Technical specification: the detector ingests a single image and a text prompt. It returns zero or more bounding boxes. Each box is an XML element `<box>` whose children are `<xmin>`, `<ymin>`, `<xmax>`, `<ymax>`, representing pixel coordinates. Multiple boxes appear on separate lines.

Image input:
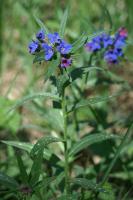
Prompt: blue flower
<box><xmin>104</xmin><ymin>50</ymin><xmax>118</xmax><ymax>64</ymax></box>
<box><xmin>61</xmin><ymin>57</ymin><xmax>72</xmax><ymax>68</ymax></box>
<box><xmin>36</xmin><ymin>30</ymin><xmax>45</xmax><ymax>40</ymax></box>
<box><xmin>114</xmin><ymin>37</ymin><xmax>126</xmax><ymax>49</ymax></box>
<box><xmin>102</xmin><ymin>34</ymin><xmax>113</xmax><ymax>48</ymax></box>
<box><xmin>114</xmin><ymin>48</ymin><xmax>123</xmax><ymax>57</ymax></box>
<box><xmin>92</xmin><ymin>35</ymin><xmax>102</xmax><ymax>43</ymax></box>
<box><xmin>85</xmin><ymin>41</ymin><xmax>101</xmax><ymax>52</ymax></box>
<box><xmin>28</xmin><ymin>41</ymin><xmax>39</xmax><ymax>54</ymax></box>
<box><xmin>42</xmin><ymin>43</ymin><xmax>54</xmax><ymax>61</ymax></box>
<box><xmin>48</xmin><ymin>32</ymin><xmax>61</xmax><ymax>44</ymax></box>
<box><xmin>57</xmin><ymin>40</ymin><xmax>72</xmax><ymax>55</ymax></box>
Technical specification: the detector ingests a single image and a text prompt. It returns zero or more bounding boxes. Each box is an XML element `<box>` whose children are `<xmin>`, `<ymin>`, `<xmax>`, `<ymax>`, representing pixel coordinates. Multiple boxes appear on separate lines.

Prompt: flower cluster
<box><xmin>85</xmin><ymin>27</ymin><xmax>128</xmax><ymax>64</ymax></box>
<box><xmin>28</xmin><ymin>30</ymin><xmax>72</xmax><ymax>68</ymax></box>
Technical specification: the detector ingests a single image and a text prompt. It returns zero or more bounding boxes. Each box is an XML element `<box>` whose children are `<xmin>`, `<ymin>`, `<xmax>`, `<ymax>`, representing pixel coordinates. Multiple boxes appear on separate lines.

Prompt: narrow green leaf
<box><xmin>34</xmin><ymin>176</ymin><xmax>56</xmax><ymax>189</ymax></box>
<box><xmin>2</xmin><ymin>140</ymin><xmax>51</xmax><ymax>160</ymax></box>
<box><xmin>69</xmin><ymin>66</ymin><xmax>105</xmax><ymax>82</ymax></box>
<box><xmin>57</xmin><ymin>74</ymin><xmax>69</xmax><ymax>95</ymax></box>
<box><xmin>8</xmin><ymin>92</ymin><xmax>60</xmax><ymax>112</ymax></box>
<box><xmin>68</xmin><ymin>93</ymin><xmax>121</xmax><ymax>113</ymax></box>
<box><xmin>34</xmin><ymin>15</ymin><xmax>49</xmax><ymax>34</ymax></box>
<box><xmin>70</xmin><ymin>178</ymin><xmax>106</xmax><ymax>193</ymax></box>
<box><xmin>72</xmin><ymin>34</ymin><xmax>87</xmax><ymax>53</ymax></box>
<box><xmin>100</xmin><ymin>124</ymin><xmax>133</xmax><ymax>186</ymax></box>
<box><xmin>30</xmin><ymin>136</ymin><xmax>63</xmax><ymax>158</ymax></box>
<box><xmin>59</xmin><ymin>7</ymin><xmax>69</xmax><ymax>38</ymax></box>
<box><xmin>45</xmin><ymin>57</ymin><xmax>60</xmax><ymax>81</ymax></box>
<box><xmin>0</xmin><ymin>172</ymin><xmax>19</xmax><ymax>190</ymax></box>
<box><xmin>29</xmin><ymin>148</ymin><xmax>44</xmax><ymax>186</ymax></box>
<box><xmin>69</xmin><ymin>133</ymin><xmax>122</xmax><ymax>157</ymax></box>
<box><xmin>16</xmin><ymin>153</ymin><xmax>29</xmax><ymax>185</ymax></box>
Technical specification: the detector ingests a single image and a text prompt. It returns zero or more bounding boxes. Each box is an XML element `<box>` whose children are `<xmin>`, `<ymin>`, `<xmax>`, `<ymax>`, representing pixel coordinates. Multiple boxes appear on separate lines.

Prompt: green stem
<box><xmin>100</xmin><ymin>124</ymin><xmax>133</xmax><ymax>186</ymax></box>
<box><xmin>62</xmin><ymin>89</ymin><xmax>70</xmax><ymax>197</ymax></box>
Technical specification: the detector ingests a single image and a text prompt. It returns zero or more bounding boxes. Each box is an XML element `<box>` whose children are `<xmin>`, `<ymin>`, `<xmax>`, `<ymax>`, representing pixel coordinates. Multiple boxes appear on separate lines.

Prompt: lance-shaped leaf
<box><xmin>0</xmin><ymin>172</ymin><xmax>19</xmax><ymax>190</ymax></box>
<box><xmin>34</xmin><ymin>15</ymin><xmax>49</xmax><ymax>34</ymax></box>
<box><xmin>16</xmin><ymin>153</ymin><xmax>29</xmax><ymax>185</ymax></box>
<box><xmin>2</xmin><ymin>140</ymin><xmax>51</xmax><ymax>160</ymax></box>
<box><xmin>30</xmin><ymin>136</ymin><xmax>64</xmax><ymax>158</ymax></box>
<box><xmin>8</xmin><ymin>92</ymin><xmax>60</xmax><ymax>112</ymax></box>
<box><xmin>59</xmin><ymin>6</ymin><xmax>69</xmax><ymax>38</ymax></box>
<box><xmin>45</xmin><ymin>56</ymin><xmax>60</xmax><ymax>81</ymax></box>
<box><xmin>34</xmin><ymin>176</ymin><xmax>56</xmax><ymax>190</ymax></box>
<box><xmin>72</xmin><ymin>34</ymin><xmax>87</xmax><ymax>53</ymax></box>
<box><xmin>69</xmin><ymin>133</ymin><xmax>122</xmax><ymax>157</ymax></box>
<box><xmin>70</xmin><ymin>178</ymin><xmax>106</xmax><ymax>193</ymax></box>
<box><xmin>68</xmin><ymin>93</ymin><xmax>121</xmax><ymax>113</ymax></box>
<box><xmin>29</xmin><ymin>147</ymin><xmax>44</xmax><ymax>186</ymax></box>
<box><xmin>57</xmin><ymin>74</ymin><xmax>70</xmax><ymax>95</ymax></box>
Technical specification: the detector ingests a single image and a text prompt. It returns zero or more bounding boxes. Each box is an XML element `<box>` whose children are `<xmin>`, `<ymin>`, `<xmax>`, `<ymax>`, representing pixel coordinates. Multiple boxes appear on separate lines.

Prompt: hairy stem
<box><xmin>62</xmin><ymin>89</ymin><xmax>70</xmax><ymax>197</ymax></box>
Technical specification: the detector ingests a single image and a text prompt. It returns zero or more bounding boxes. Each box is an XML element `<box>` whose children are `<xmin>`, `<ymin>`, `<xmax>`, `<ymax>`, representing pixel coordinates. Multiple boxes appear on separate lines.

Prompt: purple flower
<box><xmin>57</xmin><ymin>40</ymin><xmax>72</xmax><ymax>55</ymax></box>
<box><xmin>61</xmin><ymin>57</ymin><xmax>72</xmax><ymax>68</ymax></box>
<box><xmin>104</xmin><ymin>49</ymin><xmax>118</xmax><ymax>64</ymax></box>
<box><xmin>42</xmin><ymin>43</ymin><xmax>54</xmax><ymax>61</ymax></box>
<box><xmin>114</xmin><ymin>48</ymin><xmax>123</xmax><ymax>57</ymax></box>
<box><xmin>48</xmin><ymin>32</ymin><xmax>61</xmax><ymax>44</ymax></box>
<box><xmin>114</xmin><ymin>37</ymin><xmax>126</xmax><ymax>49</ymax></box>
<box><xmin>28</xmin><ymin>40</ymin><xmax>39</xmax><ymax>54</ymax></box>
<box><xmin>36</xmin><ymin>30</ymin><xmax>45</xmax><ymax>40</ymax></box>
<box><xmin>92</xmin><ymin>35</ymin><xmax>102</xmax><ymax>43</ymax></box>
<box><xmin>102</xmin><ymin>34</ymin><xmax>113</xmax><ymax>48</ymax></box>
<box><xmin>85</xmin><ymin>41</ymin><xmax>101</xmax><ymax>52</ymax></box>
<box><xmin>118</xmin><ymin>27</ymin><xmax>128</xmax><ymax>39</ymax></box>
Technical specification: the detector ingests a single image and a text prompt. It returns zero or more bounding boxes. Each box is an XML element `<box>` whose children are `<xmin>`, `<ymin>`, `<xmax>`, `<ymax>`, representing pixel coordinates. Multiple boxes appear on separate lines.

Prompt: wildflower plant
<box><xmin>1</xmin><ymin>6</ymin><xmax>133</xmax><ymax>200</ymax></box>
<box><xmin>85</xmin><ymin>27</ymin><xmax>128</xmax><ymax>64</ymax></box>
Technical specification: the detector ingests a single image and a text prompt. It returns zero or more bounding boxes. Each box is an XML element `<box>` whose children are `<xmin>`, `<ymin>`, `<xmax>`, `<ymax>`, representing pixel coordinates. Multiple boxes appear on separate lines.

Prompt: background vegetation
<box><xmin>0</xmin><ymin>0</ymin><xmax>133</xmax><ymax>199</ymax></box>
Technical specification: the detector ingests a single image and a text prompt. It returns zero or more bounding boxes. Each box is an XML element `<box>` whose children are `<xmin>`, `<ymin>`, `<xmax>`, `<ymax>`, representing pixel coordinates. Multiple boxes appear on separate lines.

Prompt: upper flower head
<box><xmin>48</xmin><ymin>32</ymin><xmax>61</xmax><ymax>45</ymax></box>
<box><xmin>57</xmin><ymin>40</ymin><xmax>72</xmax><ymax>55</ymax></box>
<box><xmin>28</xmin><ymin>40</ymin><xmax>39</xmax><ymax>54</ymax></box>
<box><xmin>42</xmin><ymin>43</ymin><xmax>54</xmax><ymax>61</ymax></box>
<box><xmin>36</xmin><ymin>30</ymin><xmax>45</xmax><ymax>40</ymax></box>
<box><xmin>61</xmin><ymin>57</ymin><xmax>72</xmax><ymax>68</ymax></box>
